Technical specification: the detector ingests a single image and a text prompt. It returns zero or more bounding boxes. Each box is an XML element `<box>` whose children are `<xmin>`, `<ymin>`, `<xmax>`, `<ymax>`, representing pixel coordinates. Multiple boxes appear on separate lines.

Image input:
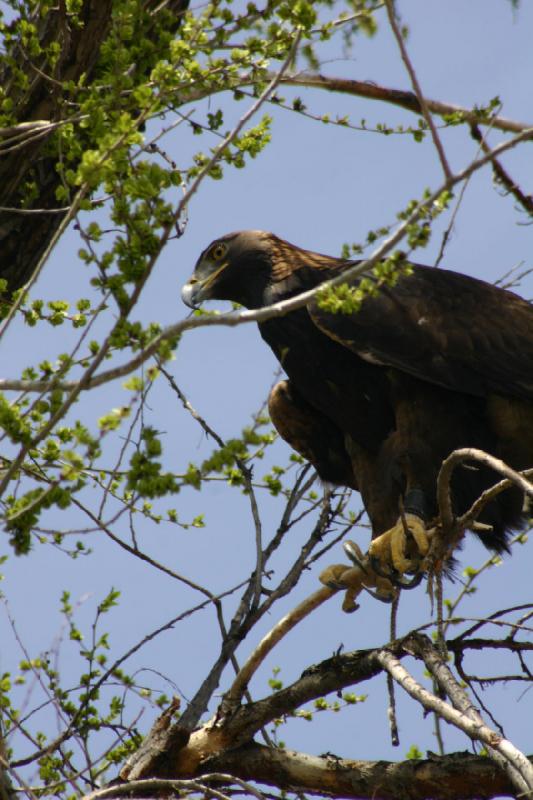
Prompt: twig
<box><xmin>470</xmin><ymin>123</ymin><xmax>533</xmax><ymax>215</ymax></box>
<box><xmin>174</xmin><ymin>27</ymin><xmax>302</xmax><ymax>223</ymax></box>
<box><xmin>11</xmin><ymin>585</ymin><xmax>246</xmax><ymax>770</ymax></box>
<box><xmin>384</xmin><ymin>0</ymin><xmax>451</xmax><ymax>180</ymax></box>
<box><xmin>387</xmin><ymin>595</ymin><xmax>400</xmax><ymax>747</ymax></box>
<box><xmin>157</xmin><ymin>362</ymin><xmax>264</xmax><ymax>607</ymax></box>
<box><xmin>0</xmin><ymin>205</ymin><xmax>71</xmax><ymax>214</ymax></box>
<box><xmin>176</xmin><ymin>490</ymin><xmax>325</xmax><ymax>730</ymax></box>
<box><xmin>70</xmin><ymin>495</ymin><xmax>218</xmax><ymax>597</ymax></box>
<box><xmin>434</xmin><ymin>112</ymin><xmax>496</xmax><ymax>267</ymax></box>
<box><xmin>458</xmin><ymin>468</ymin><xmax>533</xmax><ymax>533</ymax></box>
<box><xmin>279</xmin><ymin>73</ymin><xmax>532</xmax><ymax>134</ymax></box>
<box><xmin>83</xmin><ymin>773</ymin><xmax>266</xmax><ymax>800</ymax></box>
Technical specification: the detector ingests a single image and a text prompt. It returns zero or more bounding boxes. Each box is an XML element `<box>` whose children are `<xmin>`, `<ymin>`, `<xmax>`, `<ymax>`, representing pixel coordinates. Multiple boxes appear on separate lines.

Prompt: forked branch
<box><xmin>431</xmin><ymin>448</ymin><xmax>533</xmax><ymax>567</ymax></box>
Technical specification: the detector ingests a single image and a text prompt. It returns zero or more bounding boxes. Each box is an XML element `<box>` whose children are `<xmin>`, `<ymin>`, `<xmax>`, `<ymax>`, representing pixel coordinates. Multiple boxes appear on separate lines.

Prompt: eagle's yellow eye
<box><xmin>211</xmin><ymin>243</ymin><xmax>227</xmax><ymax>261</ymax></box>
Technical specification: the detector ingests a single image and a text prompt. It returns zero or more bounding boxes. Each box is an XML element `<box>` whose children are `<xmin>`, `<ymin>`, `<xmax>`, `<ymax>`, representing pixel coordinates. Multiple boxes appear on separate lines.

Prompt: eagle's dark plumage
<box><xmin>182</xmin><ymin>230</ymin><xmax>533</xmax><ymax>575</ymax></box>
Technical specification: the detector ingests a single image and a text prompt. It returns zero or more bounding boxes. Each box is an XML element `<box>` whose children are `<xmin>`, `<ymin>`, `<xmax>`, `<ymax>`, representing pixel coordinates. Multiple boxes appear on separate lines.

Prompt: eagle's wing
<box><xmin>309</xmin><ymin>265</ymin><xmax>533</xmax><ymax>401</ymax></box>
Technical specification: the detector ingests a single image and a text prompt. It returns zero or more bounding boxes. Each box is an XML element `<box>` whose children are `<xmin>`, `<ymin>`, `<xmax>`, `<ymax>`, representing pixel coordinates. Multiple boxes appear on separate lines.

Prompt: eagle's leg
<box><xmin>369</xmin><ymin>489</ymin><xmax>430</xmax><ymax>577</ymax></box>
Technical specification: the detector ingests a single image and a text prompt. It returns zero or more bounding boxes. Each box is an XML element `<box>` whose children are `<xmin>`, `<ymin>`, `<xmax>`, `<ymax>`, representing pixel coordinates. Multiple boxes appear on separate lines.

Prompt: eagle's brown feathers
<box><xmin>182</xmin><ymin>230</ymin><xmax>533</xmax><ymax>556</ymax></box>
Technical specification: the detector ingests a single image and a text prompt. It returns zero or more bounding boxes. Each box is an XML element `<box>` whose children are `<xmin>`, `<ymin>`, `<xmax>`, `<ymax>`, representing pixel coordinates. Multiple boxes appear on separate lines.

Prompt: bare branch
<box><xmin>407</xmin><ymin>633</ymin><xmax>533</xmax><ymax>795</ymax></box>
<box><xmin>84</xmin><ymin>772</ymin><xmax>265</xmax><ymax>800</ymax></box>
<box><xmin>377</xmin><ymin>639</ymin><xmax>533</xmax><ymax>795</ymax></box>
<box><xmin>222</xmin><ymin>585</ymin><xmax>335</xmax><ymax>711</ymax></box>
<box><xmin>207</xmin><ymin>741</ymin><xmax>526</xmax><ymax>800</ymax></box>
<box><xmin>384</xmin><ymin>0</ymin><xmax>452</xmax><ymax>180</ymax></box>
<box><xmin>470</xmin><ymin>123</ymin><xmax>533</xmax><ymax>215</ymax></box>
<box><xmin>279</xmin><ymin>73</ymin><xmax>532</xmax><ymax>134</ymax></box>
<box><xmin>437</xmin><ymin>447</ymin><xmax>533</xmax><ymax>535</ymax></box>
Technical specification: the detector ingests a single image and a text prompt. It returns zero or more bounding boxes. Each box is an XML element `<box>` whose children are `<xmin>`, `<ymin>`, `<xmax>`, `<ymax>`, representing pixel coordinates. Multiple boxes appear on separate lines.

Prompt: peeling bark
<box><xmin>206</xmin><ymin>743</ymin><xmax>519</xmax><ymax>800</ymax></box>
<box><xmin>117</xmin><ymin>633</ymin><xmax>532</xmax><ymax>800</ymax></box>
<box><xmin>121</xmin><ymin>644</ymin><xmax>392</xmax><ymax>781</ymax></box>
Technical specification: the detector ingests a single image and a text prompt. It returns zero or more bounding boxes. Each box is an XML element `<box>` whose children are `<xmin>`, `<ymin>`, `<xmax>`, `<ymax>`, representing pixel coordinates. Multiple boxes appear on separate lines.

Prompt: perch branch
<box><xmin>436</xmin><ymin>447</ymin><xmax>533</xmax><ymax>545</ymax></box>
<box><xmin>457</xmin><ymin>467</ymin><xmax>533</xmax><ymax>533</ymax></box>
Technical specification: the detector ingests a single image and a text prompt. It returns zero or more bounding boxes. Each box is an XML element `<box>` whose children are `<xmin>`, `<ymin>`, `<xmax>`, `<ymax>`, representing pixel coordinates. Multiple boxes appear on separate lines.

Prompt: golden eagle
<box><xmin>182</xmin><ymin>231</ymin><xmax>533</xmax><ymax>583</ymax></box>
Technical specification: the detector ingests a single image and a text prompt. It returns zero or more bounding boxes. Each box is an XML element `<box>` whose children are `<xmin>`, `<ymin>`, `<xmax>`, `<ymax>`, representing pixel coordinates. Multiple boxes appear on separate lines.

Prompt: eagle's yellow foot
<box><xmin>369</xmin><ymin>513</ymin><xmax>429</xmax><ymax>577</ymax></box>
<box><xmin>320</xmin><ymin>563</ymin><xmax>365</xmax><ymax>613</ymax></box>
<box><xmin>319</xmin><ymin>542</ymin><xmax>397</xmax><ymax>613</ymax></box>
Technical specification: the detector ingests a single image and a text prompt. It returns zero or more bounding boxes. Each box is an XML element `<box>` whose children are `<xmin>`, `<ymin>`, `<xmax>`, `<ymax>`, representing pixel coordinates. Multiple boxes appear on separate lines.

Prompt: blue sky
<box><xmin>1</xmin><ymin>0</ymin><xmax>533</xmax><ymax>786</ymax></box>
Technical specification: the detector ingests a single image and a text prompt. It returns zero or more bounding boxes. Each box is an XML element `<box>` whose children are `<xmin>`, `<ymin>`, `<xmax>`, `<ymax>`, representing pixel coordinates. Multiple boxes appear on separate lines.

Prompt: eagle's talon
<box><xmin>342</xmin><ymin>540</ymin><xmax>368</xmax><ymax>571</ymax></box>
<box><xmin>388</xmin><ymin>570</ymin><xmax>424</xmax><ymax>590</ymax></box>
<box><xmin>361</xmin><ymin>585</ymin><xmax>397</xmax><ymax>604</ymax></box>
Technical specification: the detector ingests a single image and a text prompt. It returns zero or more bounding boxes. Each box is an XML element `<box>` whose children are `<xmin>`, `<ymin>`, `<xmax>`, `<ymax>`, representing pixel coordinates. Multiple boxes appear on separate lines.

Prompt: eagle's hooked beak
<box><xmin>181</xmin><ymin>259</ymin><xmax>230</xmax><ymax>309</ymax></box>
<box><xmin>181</xmin><ymin>277</ymin><xmax>201</xmax><ymax>309</ymax></box>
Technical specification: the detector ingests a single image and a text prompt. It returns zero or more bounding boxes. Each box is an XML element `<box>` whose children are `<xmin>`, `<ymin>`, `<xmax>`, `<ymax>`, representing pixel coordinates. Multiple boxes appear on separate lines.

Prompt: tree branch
<box><xmin>384</xmin><ymin>0</ymin><xmax>452</xmax><ymax>180</ymax></box>
<box><xmin>120</xmin><ymin>643</ymin><xmax>390</xmax><ymax>780</ymax></box>
<box><xmin>205</xmin><ymin>741</ymin><xmax>524</xmax><ymax>800</ymax></box>
<box><xmin>221</xmin><ymin>585</ymin><xmax>335</xmax><ymax>711</ymax></box>
<box><xmin>407</xmin><ymin>633</ymin><xmax>533</xmax><ymax>795</ymax></box>
<box><xmin>434</xmin><ymin>448</ymin><xmax>533</xmax><ymax>560</ymax></box>
<box><xmin>279</xmin><ymin>73</ymin><xmax>532</xmax><ymax>134</ymax></box>
<box><xmin>378</xmin><ymin>635</ymin><xmax>533</xmax><ymax>796</ymax></box>
<box><xmin>1</xmin><ymin>124</ymin><xmax>531</xmax><ymax>399</ymax></box>
<box><xmin>470</xmin><ymin>123</ymin><xmax>533</xmax><ymax>215</ymax></box>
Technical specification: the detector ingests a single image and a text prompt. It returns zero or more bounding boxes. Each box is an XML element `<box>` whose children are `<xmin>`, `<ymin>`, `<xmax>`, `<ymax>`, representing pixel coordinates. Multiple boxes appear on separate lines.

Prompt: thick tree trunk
<box><xmin>0</xmin><ymin>0</ymin><xmax>189</xmax><ymax>295</ymax></box>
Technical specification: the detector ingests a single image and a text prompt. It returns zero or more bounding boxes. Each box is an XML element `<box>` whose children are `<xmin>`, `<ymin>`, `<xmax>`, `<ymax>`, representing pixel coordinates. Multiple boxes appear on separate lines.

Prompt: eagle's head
<box><xmin>182</xmin><ymin>230</ymin><xmax>347</xmax><ymax>310</ymax></box>
<box><xmin>181</xmin><ymin>230</ymin><xmax>276</xmax><ymax>310</ymax></box>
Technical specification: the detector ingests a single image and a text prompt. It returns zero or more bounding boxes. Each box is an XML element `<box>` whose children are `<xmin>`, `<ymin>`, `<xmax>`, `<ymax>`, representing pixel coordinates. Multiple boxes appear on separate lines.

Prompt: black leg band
<box><xmin>403</xmin><ymin>488</ymin><xmax>428</xmax><ymax>521</ymax></box>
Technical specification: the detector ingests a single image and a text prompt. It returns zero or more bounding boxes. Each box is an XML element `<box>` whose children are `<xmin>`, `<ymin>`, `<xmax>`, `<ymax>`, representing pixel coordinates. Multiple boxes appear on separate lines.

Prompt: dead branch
<box><xmin>120</xmin><ymin>643</ymin><xmax>390</xmax><ymax>781</ymax></box>
<box><xmin>458</xmin><ymin>468</ymin><xmax>533</xmax><ymax>533</ymax></box>
<box><xmin>221</xmin><ymin>585</ymin><xmax>335</xmax><ymax>712</ymax></box>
